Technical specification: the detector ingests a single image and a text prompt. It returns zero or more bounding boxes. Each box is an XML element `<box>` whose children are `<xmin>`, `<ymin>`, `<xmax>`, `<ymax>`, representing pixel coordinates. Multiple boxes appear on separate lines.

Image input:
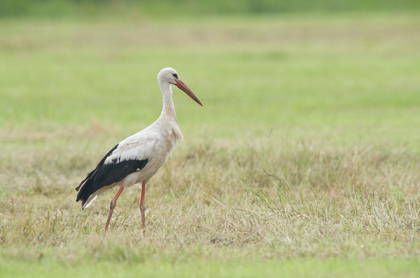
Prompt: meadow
<box><xmin>0</xmin><ymin>12</ymin><xmax>420</xmax><ymax>277</ymax></box>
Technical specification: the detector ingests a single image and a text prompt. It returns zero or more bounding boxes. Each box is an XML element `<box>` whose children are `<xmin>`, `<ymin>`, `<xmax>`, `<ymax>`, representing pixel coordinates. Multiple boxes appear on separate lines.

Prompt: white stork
<box><xmin>75</xmin><ymin>67</ymin><xmax>203</xmax><ymax>233</ymax></box>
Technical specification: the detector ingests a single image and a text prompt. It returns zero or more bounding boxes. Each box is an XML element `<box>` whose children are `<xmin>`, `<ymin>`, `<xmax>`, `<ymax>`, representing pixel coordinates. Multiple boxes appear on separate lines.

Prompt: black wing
<box><xmin>75</xmin><ymin>144</ymin><xmax>148</xmax><ymax>207</ymax></box>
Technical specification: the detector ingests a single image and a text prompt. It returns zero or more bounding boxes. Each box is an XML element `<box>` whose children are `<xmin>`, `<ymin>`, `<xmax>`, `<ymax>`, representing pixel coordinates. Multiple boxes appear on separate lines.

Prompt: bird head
<box><xmin>158</xmin><ymin>67</ymin><xmax>203</xmax><ymax>107</ymax></box>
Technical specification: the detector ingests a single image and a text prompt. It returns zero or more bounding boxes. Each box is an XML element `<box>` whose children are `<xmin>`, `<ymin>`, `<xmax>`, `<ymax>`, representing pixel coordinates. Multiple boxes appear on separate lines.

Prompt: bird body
<box><xmin>75</xmin><ymin>67</ymin><xmax>202</xmax><ymax>232</ymax></box>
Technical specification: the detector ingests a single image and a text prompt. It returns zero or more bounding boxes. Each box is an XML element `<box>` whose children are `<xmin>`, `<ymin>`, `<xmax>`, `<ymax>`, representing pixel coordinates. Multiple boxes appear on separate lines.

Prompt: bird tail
<box><xmin>75</xmin><ymin>173</ymin><xmax>95</xmax><ymax>209</ymax></box>
<box><xmin>75</xmin><ymin>144</ymin><xmax>120</xmax><ymax>209</ymax></box>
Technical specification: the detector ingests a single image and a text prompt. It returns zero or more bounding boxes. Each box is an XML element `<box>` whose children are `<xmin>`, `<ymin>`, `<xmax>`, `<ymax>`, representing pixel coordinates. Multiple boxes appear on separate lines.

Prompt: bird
<box><xmin>75</xmin><ymin>67</ymin><xmax>203</xmax><ymax>233</ymax></box>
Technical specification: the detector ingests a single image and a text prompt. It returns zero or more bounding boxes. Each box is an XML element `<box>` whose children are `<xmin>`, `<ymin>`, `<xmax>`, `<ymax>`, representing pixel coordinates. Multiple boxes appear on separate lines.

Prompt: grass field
<box><xmin>1</xmin><ymin>12</ymin><xmax>420</xmax><ymax>277</ymax></box>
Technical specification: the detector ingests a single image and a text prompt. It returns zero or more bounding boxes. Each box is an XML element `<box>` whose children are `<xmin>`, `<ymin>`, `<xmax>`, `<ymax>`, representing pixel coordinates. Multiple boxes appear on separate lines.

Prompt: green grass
<box><xmin>1</xmin><ymin>15</ymin><xmax>419</xmax><ymax>143</ymax></box>
<box><xmin>1</xmin><ymin>13</ymin><xmax>420</xmax><ymax>277</ymax></box>
<box><xmin>2</xmin><ymin>257</ymin><xmax>420</xmax><ymax>278</ymax></box>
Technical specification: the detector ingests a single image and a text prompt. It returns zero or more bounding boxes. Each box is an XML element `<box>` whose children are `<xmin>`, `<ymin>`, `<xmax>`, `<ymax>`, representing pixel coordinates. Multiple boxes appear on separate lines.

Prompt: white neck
<box><xmin>159</xmin><ymin>81</ymin><xmax>177</xmax><ymax>121</ymax></box>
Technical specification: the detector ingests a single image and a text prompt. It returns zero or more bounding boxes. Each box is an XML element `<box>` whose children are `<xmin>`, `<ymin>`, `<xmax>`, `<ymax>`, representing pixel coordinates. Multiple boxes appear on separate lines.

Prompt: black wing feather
<box><xmin>75</xmin><ymin>143</ymin><xmax>148</xmax><ymax>207</ymax></box>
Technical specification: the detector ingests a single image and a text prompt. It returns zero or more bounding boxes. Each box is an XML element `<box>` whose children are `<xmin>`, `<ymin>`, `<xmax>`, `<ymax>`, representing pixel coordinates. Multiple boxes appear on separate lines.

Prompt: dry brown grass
<box><xmin>1</xmin><ymin>126</ymin><xmax>419</xmax><ymax>262</ymax></box>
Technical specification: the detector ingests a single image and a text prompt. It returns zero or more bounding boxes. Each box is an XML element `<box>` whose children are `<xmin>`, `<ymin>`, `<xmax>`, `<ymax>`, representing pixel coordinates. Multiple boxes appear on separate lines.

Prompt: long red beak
<box><xmin>175</xmin><ymin>80</ymin><xmax>203</xmax><ymax>107</ymax></box>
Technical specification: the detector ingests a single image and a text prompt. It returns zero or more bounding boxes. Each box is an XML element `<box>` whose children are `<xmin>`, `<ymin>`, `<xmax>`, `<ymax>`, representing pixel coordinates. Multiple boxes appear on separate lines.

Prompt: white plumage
<box><xmin>75</xmin><ymin>67</ymin><xmax>202</xmax><ymax>232</ymax></box>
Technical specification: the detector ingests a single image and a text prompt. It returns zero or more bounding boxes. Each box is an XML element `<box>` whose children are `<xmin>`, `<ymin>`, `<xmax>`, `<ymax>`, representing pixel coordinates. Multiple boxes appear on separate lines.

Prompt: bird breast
<box><xmin>118</xmin><ymin>113</ymin><xmax>183</xmax><ymax>187</ymax></box>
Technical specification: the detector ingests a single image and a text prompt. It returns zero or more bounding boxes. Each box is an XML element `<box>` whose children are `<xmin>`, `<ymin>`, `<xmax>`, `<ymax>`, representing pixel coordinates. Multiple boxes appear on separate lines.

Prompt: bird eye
<box><xmin>172</xmin><ymin>73</ymin><xmax>178</xmax><ymax>79</ymax></box>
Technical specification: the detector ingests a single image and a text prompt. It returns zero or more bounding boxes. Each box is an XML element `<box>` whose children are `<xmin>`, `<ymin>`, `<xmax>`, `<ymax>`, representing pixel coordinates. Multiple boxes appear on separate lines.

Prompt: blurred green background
<box><xmin>1</xmin><ymin>0</ymin><xmax>420</xmax><ymax>18</ymax></box>
<box><xmin>1</xmin><ymin>1</ymin><xmax>419</xmax><ymax>149</ymax></box>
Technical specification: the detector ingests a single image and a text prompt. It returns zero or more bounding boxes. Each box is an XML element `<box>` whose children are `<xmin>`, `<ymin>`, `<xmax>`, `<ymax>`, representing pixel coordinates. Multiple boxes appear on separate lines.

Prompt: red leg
<box><xmin>139</xmin><ymin>182</ymin><xmax>146</xmax><ymax>235</ymax></box>
<box><xmin>105</xmin><ymin>186</ymin><xmax>124</xmax><ymax>232</ymax></box>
